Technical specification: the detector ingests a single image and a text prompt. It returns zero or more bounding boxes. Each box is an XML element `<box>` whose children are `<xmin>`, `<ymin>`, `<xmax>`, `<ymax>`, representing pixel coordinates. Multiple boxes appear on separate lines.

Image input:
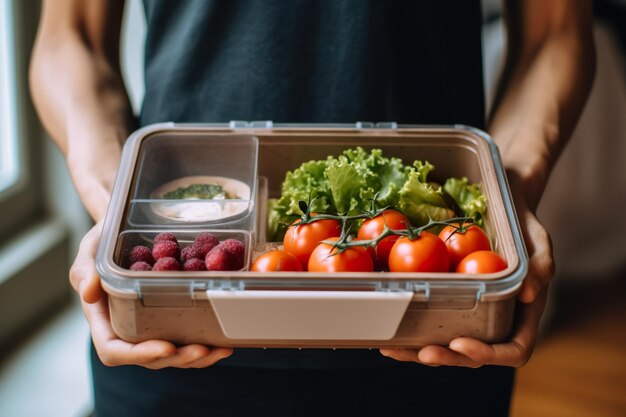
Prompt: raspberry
<box><xmin>129</xmin><ymin>261</ymin><xmax>152</xmax><ymax>271</ymax></box>
<box><xmin>220</xmin><ymin>239</ymin><xmax>245</xmax><ymax>269</ymax></box>
<box><xmin>183</xmin><ymin>258</ymin><xmax>206</xmax><ymax>271</ymax></box>
<box><xmin>152</xmin><ymin>240</ymin><xmax>180</xmax><ymax>261</ymax></box>
<box><xmin>205</xmin><ymin>240</ymin><xmax>246</xmax><ymax>271</ymax></box>
<box><xmin>220</xmin><ymin>239</ymin><xmax>245</xmax><ymax>256</ymax></box>
<box><xmin>194</xmin><ymin>232</ymin><xmax>219</xmax><ymax>257</ymax></box>
<box><xmin>152</xmin><ymin>257</ymin><xmax>181</xmax><ymax>271</ymax></box>
<box><xmin>194</xmin><ymin>232</ymin><xmax>218</xmax><ymax>248</ymax></box>
<box><xmin>154</xmin><ymin>233</ymin><xmax>178</xmax><ymax>245</ymax></box>
<box><xmin>180</xmin><ymin>245</ymin><xmax>201</xmax><ymax>263</ymax></box>
<box><xmin>129</xmin><ymin>245</ymin><xmax>155</xmax><ymax>265</ymax></box>
<box><xmin>205</xmin><ymin>246</ymin><xmax>232</xmax><ymax>271</ymax></box>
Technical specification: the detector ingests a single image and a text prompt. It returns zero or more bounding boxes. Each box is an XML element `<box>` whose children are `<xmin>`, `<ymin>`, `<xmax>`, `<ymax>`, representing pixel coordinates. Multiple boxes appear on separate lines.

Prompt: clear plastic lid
<box><xmin>126</xmin><ymin>133</ymin><xmax>258</xmax><ymax>229</ymax></box>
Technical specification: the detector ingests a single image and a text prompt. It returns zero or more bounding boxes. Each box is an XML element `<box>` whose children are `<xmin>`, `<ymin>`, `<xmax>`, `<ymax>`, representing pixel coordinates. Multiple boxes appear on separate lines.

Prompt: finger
<box><xmin>380</xmin><ymin>347</ymin><xmax>481</xmax><ymax>368</ymax></box>
<box><xmin>448</xmin><ymin>338</ymin><xmax>526</xmax><ymax>367</ymax></box>
<box><xmin>70</xmin><ymin>223</ymin><xmax>105</xmax><ymax>304</ymax></box>
<box><xmin>69</xmin><ymin>226</ymin><xmax>99</xmax><ymax>292</ymax></box>
<box><xmin>517</xmin><ymin>210</ymin><xmax>555</xmax><ymax>304</ymax></box>
<box><xmin>184</xmin><ymin>347</ymin><xmax>234</xmax><ymax>369</ymax></box>
<box><xmin>141</xmin><ymin>344</ymin><xmax>211</xmax><ymax>370</ymax></box>
<box><xmin>379</xmin><ymin>348</ymin><xmax>424</xmax><ymax>364</ymax></box>
<box><xmin>449</xmin><ymin>288</ymin><xmax>548</xmax><ymax>367</ymax></box>
<box><xmin>83</xmin><ymin>297</ymin><xmax>177</xmax><ymax>366</ymax></box>
<box><xmin>418</xmin><ymin>345</ymin><xmax>481</xmax><ymax>368</ymax></box>
<box><xmin>143</xmin><ymin>346</ymin><xmax>234</xmax><ymax>370</ymax></box>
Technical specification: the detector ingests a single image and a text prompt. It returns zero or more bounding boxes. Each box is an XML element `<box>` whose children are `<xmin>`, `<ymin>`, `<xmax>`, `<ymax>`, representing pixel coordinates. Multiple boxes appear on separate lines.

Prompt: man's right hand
<box><xmin>70</xmin><ymin>223</ymin><xmax>234</xmax><ymax>369</ymax></box>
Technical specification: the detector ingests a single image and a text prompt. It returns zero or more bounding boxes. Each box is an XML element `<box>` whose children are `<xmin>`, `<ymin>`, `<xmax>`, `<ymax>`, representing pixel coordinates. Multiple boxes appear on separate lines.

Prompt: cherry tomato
<box><xmin>438</xmin><ymin>223</ymin><xmax>491</xmax><ymax>270</ymax></box>
<box><xmin>251</xmin><ymin>250</ymin><xmax>303</xmax><ymax>272</ymax></box>
<box><xmin>388</xmin><ymin>231</ymin><xmax>449</xmax><ymax>273</ymax></box>
<box><xmin>308</xmin><ymin>237</ymin><xmax>374</xmax><ymax>272</ymax></box>
<box><xmin>456</xmin><ymin>250</ymin><xmax>507</xmax><ymax>274</ymax></box>
<box><xmin>357</xmin><ymin>209</ymin><xmax>410</xmax><ymax>269</ymax></box>
<box><xmin>283</xmin><ymin>217</ymin><xmax>342</xmax><ymax>269</ymax></box>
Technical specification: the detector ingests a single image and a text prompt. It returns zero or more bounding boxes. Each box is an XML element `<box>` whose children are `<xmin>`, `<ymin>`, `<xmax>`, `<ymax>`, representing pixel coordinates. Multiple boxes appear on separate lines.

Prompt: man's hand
<box><xmin>380</xmin><ymin>181</ymin><xmax>552</xmax><ymax>368</ymax></box>
<box><xmin>71</xmin><ymin>223</ymin><xmax>234</xmax><ymax>369</ymax></box>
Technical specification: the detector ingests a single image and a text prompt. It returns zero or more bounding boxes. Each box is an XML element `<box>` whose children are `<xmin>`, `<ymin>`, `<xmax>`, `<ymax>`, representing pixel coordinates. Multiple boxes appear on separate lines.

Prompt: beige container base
<box><xmin>108</xmin><ymin>294</ymin><xmax>515</xmax><ymax>348</ymax></box>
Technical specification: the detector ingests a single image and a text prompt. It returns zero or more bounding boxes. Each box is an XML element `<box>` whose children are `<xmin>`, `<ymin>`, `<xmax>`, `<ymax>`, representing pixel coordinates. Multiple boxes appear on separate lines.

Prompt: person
<box><xmin>29</xmin><ymin>1</ymin><xmax>595</xmax><ymax>416</ymax></box>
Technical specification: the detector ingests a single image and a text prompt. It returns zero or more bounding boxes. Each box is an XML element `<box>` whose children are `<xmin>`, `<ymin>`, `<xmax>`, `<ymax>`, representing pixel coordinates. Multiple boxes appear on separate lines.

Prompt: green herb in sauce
<box><xmin>163</xmin><ymin>183</ymin><xmax>235</xmax><ymax>200</ymax></box>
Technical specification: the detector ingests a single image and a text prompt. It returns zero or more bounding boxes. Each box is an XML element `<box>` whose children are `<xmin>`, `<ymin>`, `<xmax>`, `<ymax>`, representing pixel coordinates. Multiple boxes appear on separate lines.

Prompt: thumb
<box><xmin>70</xmin><ymin>223</ymin><xmax>104</xmax><ymax>304</ymax></box>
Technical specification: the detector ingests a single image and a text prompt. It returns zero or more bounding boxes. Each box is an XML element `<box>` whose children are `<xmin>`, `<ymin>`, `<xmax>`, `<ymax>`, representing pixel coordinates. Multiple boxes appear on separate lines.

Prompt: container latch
<box><xmin>355</xmin><ymin>121</ymin><xmax>398</xmax><ymax>129</ymax></box>
<box><xmin>139</xmin><ymin>284</ymin><xmax>195</xmax><ymax>307</ymax></box>
<box><xmin>426</xmin><ymin>284</ymin><xmax>485</xmax><ymax>310</ymax></box>
<box><xmin>229</xmin><ymin>120</ymin><xmax>273</xmax><ymax>128</ymax></box>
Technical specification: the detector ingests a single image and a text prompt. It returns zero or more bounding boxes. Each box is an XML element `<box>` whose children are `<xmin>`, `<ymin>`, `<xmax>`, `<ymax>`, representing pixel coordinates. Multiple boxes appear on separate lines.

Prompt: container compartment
<box><xmin>255</xmin><ymin>132</ymin><xmax>510</xmax><ymax>268</ymax></box>
<box><xmin>126</xmin><ymin>133</ymin><xmax>258</xmax><ymax>227</ymax></box>
<box><xmin>114</xmin><ymin>229</ymin><xmax>252</xmax><ymax>271</ymax></box>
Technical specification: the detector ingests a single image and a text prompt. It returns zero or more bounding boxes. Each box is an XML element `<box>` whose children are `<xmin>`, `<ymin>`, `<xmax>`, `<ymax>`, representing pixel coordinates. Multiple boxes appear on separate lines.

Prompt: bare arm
<box><xmin>490</xmin><ymin>0</ymin><xmax>595</xmax><ymax>302</ymax></box>
<box><xmin>30</xmin><ymin>0</ymin><xmax>232</xmax><ymax>368</ymax></box>
<box><xmin>30</xmin><ymin>0</ymin><xmax>134</xmax><ymax>222</ymax></box>
<box><xmin>382</xmin><ymin>0</ymin><xmax>595</xmax><ymax>367</ymax></box>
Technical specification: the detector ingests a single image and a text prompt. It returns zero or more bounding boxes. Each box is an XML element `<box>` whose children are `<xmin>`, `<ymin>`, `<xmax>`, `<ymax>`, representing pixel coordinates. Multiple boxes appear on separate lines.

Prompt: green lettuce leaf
<box><xmin>397</xmin><ymin>169</ymin><xmax>454</xmax><ymax>226</ymax></box>
<box><xmin>325</xmin><ymin>155</ymin><xmax>370</xmax><ymax>214</ymax></box>
<box><xmin>443</xmin><ymin>177</ymin><xmax>488</xmax><ymax>226</ymax></box>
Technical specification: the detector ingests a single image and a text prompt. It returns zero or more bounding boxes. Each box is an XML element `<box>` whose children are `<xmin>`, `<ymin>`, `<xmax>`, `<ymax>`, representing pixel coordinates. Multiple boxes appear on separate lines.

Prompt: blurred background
<box><xmin>0</xmin><ymin>0</ymin><xmax>624</xmax><ymax>416</ymax></box>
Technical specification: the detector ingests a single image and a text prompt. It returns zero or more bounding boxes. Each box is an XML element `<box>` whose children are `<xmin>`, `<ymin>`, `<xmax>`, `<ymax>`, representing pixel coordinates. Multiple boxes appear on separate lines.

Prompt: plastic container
<box><xmin>126</xmin><ymin>133</ymin><xmax>258</xmax><ymax>230</ymax></box>
<box><xmin>96</xmin><ymin>123</ymin><xmax>527</xmax><ymax>348</ymax></box>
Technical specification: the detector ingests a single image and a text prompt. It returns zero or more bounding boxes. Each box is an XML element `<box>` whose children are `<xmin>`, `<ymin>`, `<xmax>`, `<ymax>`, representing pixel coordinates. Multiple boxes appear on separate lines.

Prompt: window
<box><xmin>0</xmin><ymin>0</ymin><xmax>20</xmax><ymax>194</ymax></box>
<box><xmin>0</xmin><ymin>0</ymin><xmax>44</xmax><ymax>243</ymax></box>
<box><xmin>0</xmin><ymin>0</ymin><xmax>72</xmax><ymax>349</ymax></box>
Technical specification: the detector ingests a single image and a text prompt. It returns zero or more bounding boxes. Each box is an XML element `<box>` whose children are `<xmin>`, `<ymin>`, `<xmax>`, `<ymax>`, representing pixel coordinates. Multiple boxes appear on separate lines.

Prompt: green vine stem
<box><xmin>328</xmin><ymin>216</ymin><xmax>475</xmax><ymax>253</ymax></box>
<box><xmin>294</xmin><ymin>200</ymin><xmax>475</xmax><ymax>253</ymax></box>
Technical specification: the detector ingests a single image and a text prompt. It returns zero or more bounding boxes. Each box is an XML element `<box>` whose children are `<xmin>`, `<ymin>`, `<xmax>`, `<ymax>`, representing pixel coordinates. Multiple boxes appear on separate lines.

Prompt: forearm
<box><xmin>489</xmin><ymin>3</ymin><xmax>595</xmax><ymax>210</ymax></box>
<box><xmin>30</xmin><ymin>0</ymin><xmax>132</xmax><ymax>220</ymax></box>
<box><xmin>30</xmin><ymin>31</ymin><xmax>133</xmax><ymax>156</ymax></box>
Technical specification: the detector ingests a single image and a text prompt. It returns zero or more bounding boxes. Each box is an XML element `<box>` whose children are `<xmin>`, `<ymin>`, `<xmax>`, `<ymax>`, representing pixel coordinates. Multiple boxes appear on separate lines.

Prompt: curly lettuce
<box><xmin>443</xmin><ymin>177</ymin><xmax>488</xmax><ymax>226</ymax></box>
<box><xmin>268</xmin><ymin>148</ymin><xmax>486</xmax><ymax>240</ymax></box>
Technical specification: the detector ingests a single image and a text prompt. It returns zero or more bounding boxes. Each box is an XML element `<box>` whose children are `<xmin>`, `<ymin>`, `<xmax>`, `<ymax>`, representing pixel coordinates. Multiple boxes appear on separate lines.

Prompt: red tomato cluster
<box><xmin>436</xmin><ymin>223</ymin><xmax>507</xmax><ymax>273</ymax></box>
<box><xmin>283</xmin><ymin>217</ymin><xmax>342</xmax><ymax>270</ymax></box>
<box><xmin>357</xmin><ymin>209</ymin><xmax>409</xmax><ymax>268</ymax></box>
<box><xmin>252</xmin><ymin>210</ymin><xmax>507</xmax><ymax>274</ymax></box>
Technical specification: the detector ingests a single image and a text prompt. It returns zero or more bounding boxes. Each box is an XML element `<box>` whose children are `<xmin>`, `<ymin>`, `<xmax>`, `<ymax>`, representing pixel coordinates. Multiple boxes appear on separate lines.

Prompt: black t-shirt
<box><xmin>141</xmin><ymin>0</ymin><xmax>484</xmax><ymax>127</ymax></box>
<box><xmin>137</xmin><ymin>0</ymin><xmax>485</xmax><ymax>369</ymax></box>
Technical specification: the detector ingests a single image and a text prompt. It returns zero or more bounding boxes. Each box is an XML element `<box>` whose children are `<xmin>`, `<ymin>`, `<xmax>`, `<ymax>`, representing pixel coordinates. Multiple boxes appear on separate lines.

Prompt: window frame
<box><xmin>0</xmin><ymin>0</ymin><xmax>20</xmax><ymax>194</ymax></box>
<box><xmin>0</xmin><ymin>0</ymin><xmax>45</xmax><ymax>243</ymax></box>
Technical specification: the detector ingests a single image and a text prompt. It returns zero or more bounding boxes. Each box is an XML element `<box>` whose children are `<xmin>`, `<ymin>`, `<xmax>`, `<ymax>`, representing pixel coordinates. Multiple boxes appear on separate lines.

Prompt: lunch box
<box><xmin>96</xmin><ymin>122</ymin><xmax>528</xmax><ymax>348</ymax></box>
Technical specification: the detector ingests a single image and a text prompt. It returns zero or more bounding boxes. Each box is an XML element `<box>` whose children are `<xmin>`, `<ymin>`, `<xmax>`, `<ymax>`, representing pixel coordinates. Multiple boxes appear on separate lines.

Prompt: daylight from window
<box><xmin>0</xmin><ymin>1</ymin><xmax>19</xmax><ymax>193</ymax></box>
